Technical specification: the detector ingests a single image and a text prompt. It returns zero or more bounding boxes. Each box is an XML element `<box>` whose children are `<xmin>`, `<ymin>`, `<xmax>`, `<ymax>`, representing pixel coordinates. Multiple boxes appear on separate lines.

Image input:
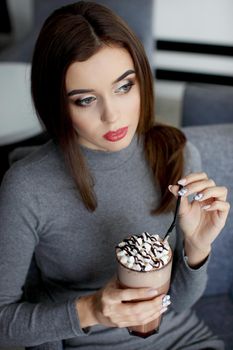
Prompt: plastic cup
<box><xmin>116</xmin><ymin>251</ymin><xmax>173</xmax><ymax>338</ymax></box>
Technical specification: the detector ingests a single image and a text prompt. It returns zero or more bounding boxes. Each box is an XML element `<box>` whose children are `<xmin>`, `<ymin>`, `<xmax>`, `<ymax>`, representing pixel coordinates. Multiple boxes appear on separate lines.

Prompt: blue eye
<box><xmin>75</xmin><ymin>96</ymin><xmax>96</xmax><ymax>107</ymax></box>
<box><xmin>117</xmin><ymin>82</ymin><xmax>134</xmax><ymax>93</ymax></box>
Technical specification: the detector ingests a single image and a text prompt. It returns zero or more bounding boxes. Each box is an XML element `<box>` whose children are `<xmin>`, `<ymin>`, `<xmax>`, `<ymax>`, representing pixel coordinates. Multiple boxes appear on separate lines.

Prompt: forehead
<box><xmin>65</xmin><ymin>45</ymin><xmax>134</xmax><ymax>89</ymax></box>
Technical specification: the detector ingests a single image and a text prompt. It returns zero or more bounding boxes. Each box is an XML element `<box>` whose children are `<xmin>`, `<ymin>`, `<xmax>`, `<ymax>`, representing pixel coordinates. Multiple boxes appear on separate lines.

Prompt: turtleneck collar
<box><xmin>79</xmin><ymin>135</ymin><xmax>140</xmax><ymax>170</ymax></box>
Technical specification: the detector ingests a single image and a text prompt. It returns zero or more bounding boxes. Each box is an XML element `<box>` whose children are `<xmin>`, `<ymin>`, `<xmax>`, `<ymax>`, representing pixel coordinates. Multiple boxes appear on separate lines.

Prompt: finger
<box><xmin>115</xmin><ymin>294</ymin><xmax>170</xmax><ymax>326</ymax></box>
<box><xmin>202</xmin><ymin>200</ymin><xmax>230</xmax><ymax>221</ymax></box>
<box><xmin>168</xmin><ymin>184</ymin><xmax>181</xmax><ymax>197</ymax></box>
<box><xmin>169</xmin><ymin>179</ymin><xmax>228</xmax><ymax>202</ymax></box>
<box><xmin>118</xmin><ymin>306</ymin><xmax>167</xmax><ymax>328</ymax></box>
<box><xmin>177</xmin><ymin>172</ymin><xmax>208</xmax><ymax>186</ymax></box>
<box><xmin>110</xmin><ymin>287</ymin><xmax>158</xmax><ymax>303</ymax></box>
<box><xmin>168</xmin><ymin>184</ymin><xmax>191</xmax><ymax>216</ymax></box>
<box><xmin>128</xmin><ymin>294</ymin><xmax>168</xmax><ymax>314</ymax></box>
<box><xmin>112</xmin><ymin>295</ymin><xmax>162</xmax><ymax>321</ymax></box>
<box><xmin>177</xmin><ymin>179</ymin><xmax>216</xmax><ymax>198</ymax></box>
<box><xmin>170</xmin><ymin>179</ymin><xmax>216</xmax><ymax>199</ymax></box>
<box><xmin>116</xmin><ymin>308</ymin><xmax>163</xmax><ymax>328</ymax></box>
<box><xmin>193</xmin><ymin>186</ymin><xmax>228</xmax><ymax>202</ymax></box>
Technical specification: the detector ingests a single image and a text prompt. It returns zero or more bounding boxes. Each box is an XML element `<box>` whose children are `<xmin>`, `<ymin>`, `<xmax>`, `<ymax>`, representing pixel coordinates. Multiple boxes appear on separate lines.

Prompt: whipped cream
<box><xmin>116</xmin><ymin>232</ymin><xmax>171</xmax><ymax>272</ymax></box>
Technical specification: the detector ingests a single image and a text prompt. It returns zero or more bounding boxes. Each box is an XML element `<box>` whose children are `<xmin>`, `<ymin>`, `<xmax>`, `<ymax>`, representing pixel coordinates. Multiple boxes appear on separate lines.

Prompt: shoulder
<box><xmin>151</xmin><ymin>124</ymin><xmax>202</xmax><ymax>172</ymax></box>
<box><xmin>10</xmin><ymin>140</ymin><xmax>60</xmax><ymax>170</ymax></box>
<box><xmin>183</xmin><ymin>140</ymin><xmax>202</xmax><ymax>174</ymax></box>
<box><xmin>146</xmin><ymin>124</ymin><xmax>186</xmax><ymax>151</ymax></box>
<box><xmin>146</xmin><ymin>124</ymin><xmax>202</xmax><ymax>174</ymax></box>
<box><xmin>150</xmin><ymin>123</ymin><xmax>185</xmax><ymax>140</ymax></box>
<box><xmin>1</xmin><ymin>141</ymin><xmax>67</xmax><ymax>197</ymax></box>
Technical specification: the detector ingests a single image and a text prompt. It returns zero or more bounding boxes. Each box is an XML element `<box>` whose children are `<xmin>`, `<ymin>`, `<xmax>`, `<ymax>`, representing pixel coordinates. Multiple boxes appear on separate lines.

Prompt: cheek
<box><xmin>69</xmin><ymin>111</ymin><xmax>86</xmax><ymax>135</ymax></box>
<box><xmin>69</xmin><ymin>107</ymin><xmax>97</xmax><ymax>134</ymax></box>
<box><xmin>127</xmin><ymin>89</ymin><xmax>140</xmax><ymax>117</ymax></box>
<box><xmin>74</xmin><ymin>118</ymin><xmax>97</xmax><ymax>137</ymax></box>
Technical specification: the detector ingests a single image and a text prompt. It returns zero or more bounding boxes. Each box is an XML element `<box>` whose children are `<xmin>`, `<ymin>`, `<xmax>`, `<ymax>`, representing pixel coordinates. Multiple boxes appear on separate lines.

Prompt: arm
<box><xmin>169</xmin><ymin>141</ymin><xmax>208</xmax><ymax>311</ymax></box>
<box><xmin>0</xmin><ymin>166</ymin><xmax>170</xmax><ymax>345</ymax></box>
<box><xmin>169</xmin><ymin>142</ymin><xmax>229</xmax><ymax>312</ymax></box>
<box><xmin>26</xmin><ymin>341</ymin><xmax>64</xmax><ymax>350</ymax></box>
<box><xmin>169</xmin><ymin>225</ymin><xmax>210</xmax><ymax>312</ymax></box>
<box><xmin>0</xmin><ymin>168</ymin><xmax>86</xmax><ymax>347</ymax></box>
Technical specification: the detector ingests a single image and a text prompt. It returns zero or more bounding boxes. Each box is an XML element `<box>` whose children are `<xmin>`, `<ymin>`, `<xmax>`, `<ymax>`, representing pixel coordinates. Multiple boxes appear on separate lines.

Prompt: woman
<box><xmin>0</xmin><ymin>2</ymin><xmax>229</xmax><ymax>349</ymax></box>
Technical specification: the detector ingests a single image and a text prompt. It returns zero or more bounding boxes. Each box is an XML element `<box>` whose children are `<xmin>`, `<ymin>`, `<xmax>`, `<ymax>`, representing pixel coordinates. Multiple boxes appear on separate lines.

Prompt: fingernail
<box><xmin>193</xmin><ymin>193</ymin><xmax>204</xmax><ymax>201</ymax></box>
<box><xmin>201</xmin><ymin>204</ymin><xmax>211</xmax><ymax>210</ymax></box>
<box><xmin>178</xmin><ymin>188</ymin><xmax>188</xmax><ymax>196</ymax></box>
<box><xmin>178</xmin><ymin>178</ymin><xmax>186</xmax><ymax>186</ymax></box>
<box><xmin>147</xmin><ymin>288</ymin><xmax>158</xmax><ymax>296</ymax></box>
<box><xmin>168</xmin><ymin>185</ymin><xmax>173</xmax><ymax>191</ymax></box>
<box><xmin>162</xmin><ymin>294</ymin><xmax>171</xmax><ymax>306</ymax></box>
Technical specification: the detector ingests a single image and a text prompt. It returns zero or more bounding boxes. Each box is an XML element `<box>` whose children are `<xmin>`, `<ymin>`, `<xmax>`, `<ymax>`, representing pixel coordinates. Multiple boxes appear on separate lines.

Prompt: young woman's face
<box><xmin>66</xmin><ymin>45</ymin><xmax>140</xmax><ymax>152</ymax></box>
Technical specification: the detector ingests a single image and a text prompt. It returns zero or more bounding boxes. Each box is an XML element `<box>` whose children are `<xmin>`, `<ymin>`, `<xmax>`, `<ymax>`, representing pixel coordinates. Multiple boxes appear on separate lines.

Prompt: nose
<box><xmin>100</xmin><ymin>97</ymin><xmax>119</xmax><ymax>124</ymax></box>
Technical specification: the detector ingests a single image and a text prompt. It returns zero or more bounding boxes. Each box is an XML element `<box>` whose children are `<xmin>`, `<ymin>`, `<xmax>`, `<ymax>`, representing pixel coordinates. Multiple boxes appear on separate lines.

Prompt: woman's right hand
<box><xmin>75</xmin><ymin>276</ymin><xmax>170</xmax><ymax>329</ymax></box>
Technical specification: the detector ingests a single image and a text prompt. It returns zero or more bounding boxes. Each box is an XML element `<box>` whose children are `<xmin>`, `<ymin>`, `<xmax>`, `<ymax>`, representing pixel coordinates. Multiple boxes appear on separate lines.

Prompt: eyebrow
<box><xmin>67</xmin><ymin>69</ymin><xmax>135</xmax><ymax>97</ymax></box>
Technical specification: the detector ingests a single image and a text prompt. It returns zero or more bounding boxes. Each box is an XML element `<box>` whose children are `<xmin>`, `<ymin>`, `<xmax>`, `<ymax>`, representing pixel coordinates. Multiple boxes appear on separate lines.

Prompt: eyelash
<box><xmin>75</xmin><ymin>96</ymin><xmax>95</xmax><ymax>107</ymax></box>
<box><xmin>74</xmin><ymin>80</ymin><xmax>135</xmax><ymax>107</ymax></box>
<box><xmin>117</xmin><ymin>81</ymin><xmax>134</xmax><ymax>93</ymax></box>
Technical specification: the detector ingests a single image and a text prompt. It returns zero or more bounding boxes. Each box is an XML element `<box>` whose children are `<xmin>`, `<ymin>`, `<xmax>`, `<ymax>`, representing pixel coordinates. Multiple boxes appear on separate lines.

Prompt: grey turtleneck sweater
<box><xmin>0</xmin><ymin>136</ymin><xmax>224</xmax><ymax>350</ymax></box>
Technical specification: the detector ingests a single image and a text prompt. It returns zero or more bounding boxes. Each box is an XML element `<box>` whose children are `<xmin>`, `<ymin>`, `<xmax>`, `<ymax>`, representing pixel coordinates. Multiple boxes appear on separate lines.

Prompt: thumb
<box><xmin>168</xmin><ymin>184</ymin><xmax>191</xmax><ymax>216</ymax></box>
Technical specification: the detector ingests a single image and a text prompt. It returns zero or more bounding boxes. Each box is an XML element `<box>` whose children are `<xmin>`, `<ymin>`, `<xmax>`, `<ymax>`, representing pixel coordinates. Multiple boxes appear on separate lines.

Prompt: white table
<box><xmin>0</xmin><ymin>62</ymin><xmax>44</xmax><ymax>146</ymax></box>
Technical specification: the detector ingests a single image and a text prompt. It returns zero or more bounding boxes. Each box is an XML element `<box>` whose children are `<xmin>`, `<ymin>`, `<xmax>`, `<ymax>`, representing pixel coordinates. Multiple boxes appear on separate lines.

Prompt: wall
<box><xmin>153</xmin><ymin>0</ymin><xmax>233</xmax><ymax>125</ymax></box>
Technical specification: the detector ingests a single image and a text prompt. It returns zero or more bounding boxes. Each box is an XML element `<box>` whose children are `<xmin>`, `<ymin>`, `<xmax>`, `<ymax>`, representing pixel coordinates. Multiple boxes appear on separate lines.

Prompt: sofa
<box><xmin>184</xmin><ymin>124</ymin><xmax>233</xmax><ymax>350</ymax></box>
<box><xmin>181</xmin><ymin>83</ymin><xmax>233</xmax><ymax>126</ymax></box>
<box><xmin>180</xmin><ymin>83</ymin><xmax>233</xmax><ymax>350</ymax></box>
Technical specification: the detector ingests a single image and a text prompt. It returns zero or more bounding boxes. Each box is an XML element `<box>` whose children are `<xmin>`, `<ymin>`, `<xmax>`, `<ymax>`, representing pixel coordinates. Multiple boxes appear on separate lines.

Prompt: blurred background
<box><xmin>0</xmin><ymin>0</ymin><xmax>233</xmax><ymax>181</ymax></box>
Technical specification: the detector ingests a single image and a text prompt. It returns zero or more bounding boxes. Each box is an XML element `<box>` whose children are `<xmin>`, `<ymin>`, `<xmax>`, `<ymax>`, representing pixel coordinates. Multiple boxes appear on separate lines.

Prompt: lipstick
<box><xmin>103</xmin><ymin>126</ymin><xmax>128</xmax><ymax>142</ymax></box>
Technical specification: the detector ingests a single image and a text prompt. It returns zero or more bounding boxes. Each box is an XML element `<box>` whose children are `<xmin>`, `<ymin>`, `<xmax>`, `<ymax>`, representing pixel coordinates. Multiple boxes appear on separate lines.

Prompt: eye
<box><xmin>74</xmin><ymin>96</ymin><xmax>96</xmax><ymax>107</ymax></box>
<box><xmin>116</xmin><ymin>81</ymin><xmax>134</xmax><ymax>94</ymax></box>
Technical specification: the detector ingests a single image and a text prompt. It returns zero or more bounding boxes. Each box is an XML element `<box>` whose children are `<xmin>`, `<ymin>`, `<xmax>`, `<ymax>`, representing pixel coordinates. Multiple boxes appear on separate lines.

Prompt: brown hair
<box><xmin>31</xmin><ymin>1</ymin><xmax>186</xmax><ymax>214</ymax></box>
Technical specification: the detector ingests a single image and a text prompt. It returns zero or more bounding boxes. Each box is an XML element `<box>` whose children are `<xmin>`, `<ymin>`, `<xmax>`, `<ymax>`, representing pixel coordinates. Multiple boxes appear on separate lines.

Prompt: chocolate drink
<box><xmin>116</xmin><ymin>232</ymin><xmax>173</xmax><ymax>338</ymax></box>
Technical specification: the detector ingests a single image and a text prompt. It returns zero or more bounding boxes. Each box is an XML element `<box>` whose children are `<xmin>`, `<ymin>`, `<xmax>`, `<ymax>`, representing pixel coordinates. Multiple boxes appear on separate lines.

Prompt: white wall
<box><xmin>153</xmin><ymin>0</ymin><xmax>233</xmax><ymax>126</ymax></box>
<box><xmin>154</xmin><ymin>0</ymin><xmax>233</xmax><ymax>75</ymax></box>
<box><xmin>154</xmin><ymin>0</ymin><xmax>233</xmax><ymax>45</ymax></box>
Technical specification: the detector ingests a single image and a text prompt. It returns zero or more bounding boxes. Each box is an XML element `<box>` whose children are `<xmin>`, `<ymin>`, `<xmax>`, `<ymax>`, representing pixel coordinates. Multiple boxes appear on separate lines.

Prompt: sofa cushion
<box><xmin>182</xmin><ymin>84</ymin><xmax>233</xmax><ymax>126</ymax></box>
<box><xmin>183</xmin><ymin>124</ymin><xmax>233</xmax><ymax>296</ymax></box>
<box><xmin>193</xmin><ymin>294</ymin><xmax>233</xmax><ymax>350</ymax></box>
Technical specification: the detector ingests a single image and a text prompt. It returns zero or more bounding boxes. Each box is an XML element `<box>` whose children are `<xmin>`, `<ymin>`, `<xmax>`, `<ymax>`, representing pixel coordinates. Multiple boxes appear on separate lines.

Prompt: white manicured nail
<box><xmin>162</xmin><ymin>295</ymin><xmax>171</xmax><ymax>307</ymax></box>
<box><xmin>178</xmin><ymin>179</ymin><xmax>186</xmax><ymax>186</ymax></box>
<box><xmin>162</xmin><ymin>300</ymin><xmax>171</xmax><ymax>307</ymax></box>
<box><xmin>178</xmin><ymin>188</ymin><xmax>188</xmax><ymax>196</ymax></box>
<box><xmin>194</xmin><ymin>193</ymin><xmax>204</xmax><ymax>201</ymax></box>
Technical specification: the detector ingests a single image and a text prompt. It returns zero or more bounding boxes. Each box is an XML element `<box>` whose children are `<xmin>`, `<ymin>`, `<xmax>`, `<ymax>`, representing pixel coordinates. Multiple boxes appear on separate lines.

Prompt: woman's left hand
<box><xmin>168</xmin><ymin>172</ymin><xmax>230</xmax><ymax>265</ymax></box>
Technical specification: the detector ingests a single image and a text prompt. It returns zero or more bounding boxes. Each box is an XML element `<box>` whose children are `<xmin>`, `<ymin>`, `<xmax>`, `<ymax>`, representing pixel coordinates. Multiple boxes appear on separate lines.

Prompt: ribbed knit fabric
<box><xmin>0</xmin><ymin>136</ymin><xmax>224</xmax><ymax>349</ymax></box>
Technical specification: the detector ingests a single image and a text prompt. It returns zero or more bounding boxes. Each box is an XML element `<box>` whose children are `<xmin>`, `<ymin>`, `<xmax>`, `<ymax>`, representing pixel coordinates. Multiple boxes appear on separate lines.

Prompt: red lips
<box><xmin>103</xmin><ymin>127</ymin><xmax>128</xmax><ymax>142</ymax></box>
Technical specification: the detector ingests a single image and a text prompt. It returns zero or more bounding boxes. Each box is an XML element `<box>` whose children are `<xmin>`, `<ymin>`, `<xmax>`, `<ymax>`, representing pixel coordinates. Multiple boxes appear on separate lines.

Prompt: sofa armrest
<box><xmin>183</xmin><ymin>124</ymin><xmax>233</xmax><ymax>296</ymax></box>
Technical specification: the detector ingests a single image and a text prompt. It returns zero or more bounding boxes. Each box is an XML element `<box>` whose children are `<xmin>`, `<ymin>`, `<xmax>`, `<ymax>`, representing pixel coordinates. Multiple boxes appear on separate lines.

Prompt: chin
<box><xmin>105</xmin><ymin>135</ymin><xmax>133</xmax><ymax>152</ymax></box>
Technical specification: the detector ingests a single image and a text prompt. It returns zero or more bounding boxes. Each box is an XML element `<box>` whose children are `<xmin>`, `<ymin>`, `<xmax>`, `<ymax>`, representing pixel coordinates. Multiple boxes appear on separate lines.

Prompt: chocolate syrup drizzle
<box><xmin>116</xmin><ymin>232</ymin><xmax>170</xmax><ymax>271</ymax></box>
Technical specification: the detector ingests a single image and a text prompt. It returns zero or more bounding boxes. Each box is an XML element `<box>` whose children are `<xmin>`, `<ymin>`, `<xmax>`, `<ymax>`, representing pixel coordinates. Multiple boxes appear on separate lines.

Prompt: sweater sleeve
<box><xmin>0</xmin><ymin>166</ymin><xmax>86</xmax><ymax>347</ymax></box>
<box><xmin>169</xmin><ymin>229</ymin><xmax>209</xmax><ymax>312</ymax></box>
<box><xmin>169</xmin><ymin>140</ymin><xmax>210</xmax><ymax>312</ymax></box>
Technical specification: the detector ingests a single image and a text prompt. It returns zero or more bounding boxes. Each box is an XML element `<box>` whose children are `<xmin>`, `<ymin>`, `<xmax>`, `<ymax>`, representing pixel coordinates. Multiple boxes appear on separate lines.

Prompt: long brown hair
<box><xmin>31</xmin><ymin>1</ymin><xmax>186</xmax><ymax>214</ymax></box>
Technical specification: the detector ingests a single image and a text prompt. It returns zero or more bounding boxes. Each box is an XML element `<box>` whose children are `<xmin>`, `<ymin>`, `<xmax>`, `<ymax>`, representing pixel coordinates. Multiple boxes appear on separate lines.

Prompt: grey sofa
<box><xmin>181</xmin><ymin>83</ymin><xmax>233</xmax><ymax>350</ymax></box>
<box><xmin>181</xmin><ymin>83</ymin><xmax>233</xmax><ymax>126</ymax></box>
<box><xmin>184</xmin><ymin>124</ymin><xmax>233</xmax><ymax>350</ymax></box>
